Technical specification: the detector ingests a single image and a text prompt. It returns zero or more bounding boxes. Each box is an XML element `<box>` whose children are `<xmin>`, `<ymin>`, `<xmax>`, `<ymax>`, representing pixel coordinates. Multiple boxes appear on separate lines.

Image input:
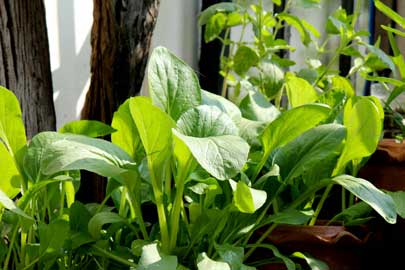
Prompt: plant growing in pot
<box><xmin>1</xmin><ymin>44</ymin><xmax>399</xmax><ymax>270</ymax></box>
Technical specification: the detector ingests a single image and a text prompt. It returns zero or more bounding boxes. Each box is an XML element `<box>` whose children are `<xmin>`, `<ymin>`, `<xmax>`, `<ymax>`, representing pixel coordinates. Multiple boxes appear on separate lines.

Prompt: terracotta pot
<box><xmin>254</xmin><ymin>223</ymin><xmax>373</xmax><ymax>270</ymax></box>
<box><xmin>359</xmin><ymin>139</ymin><xmax>405</xmax><ymax>191</ymax></box>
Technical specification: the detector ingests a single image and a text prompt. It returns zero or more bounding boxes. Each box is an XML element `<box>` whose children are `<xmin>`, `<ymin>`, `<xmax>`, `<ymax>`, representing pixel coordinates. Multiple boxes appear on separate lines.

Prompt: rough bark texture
<box><xmin>81</xmin><ymin>0</ymin><xmax>160</xmax><ymax>124</ymax></box>
<box><xmin>0</xmin><ymin>0</ymin><xmax>56</xmax><ymax>138</ymax></box>
<box><xmin>79</xmin><ymin>0</ymin><xmax>160</xmax><ymax>202</ymax></box>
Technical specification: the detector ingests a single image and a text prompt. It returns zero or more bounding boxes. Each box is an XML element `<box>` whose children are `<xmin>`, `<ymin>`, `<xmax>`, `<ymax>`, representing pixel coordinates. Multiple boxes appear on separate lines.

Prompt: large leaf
<box><xmin>201</xmin><ymin>89</ymin><xmax>242</xmax><ymax>122</ymax></box>
<box><xmin>0</xmin><ymin>189</ymin><xmax>32</xmax><ymax>220</ymax></box>
<box><xmin>239</xmin><ymin>91</ymin><xmax>280</xmax><ymax>122</ymax></box>
<box><xmin>129</xmin><ymin>97</ymin><xmax>176</xmax><ymax>182</ymax></box>
<box><xmin>59</xmin><ymin>120</ymin><xmax>116</xmax><ymax>138</ymax></box>
<box><xmin>387</xmin><ymin>191</ymin><xmax>405</xmax><ymax>218</ymax></box>
<box><xmin>25</xmin><ymin>132</ymin><xmax>133</xmax><ymax>181</ymax></box>
<box><xmin>111</xmin><ymin>98</ymin><xmax>142</xmax><ymax>161</ymax></box>
<box><xmin>0</xmin><ymin>86</ymin><xmax>26</xmax><ymax>157</ymax></box>
<box><xmin>274</xmin><ymin>124</ymin><xmax>346</xmax><ymax>185</ymax></box>
<box><xmin>285</xmin><ymin>73</ymin><xmax>318</xmax><ymax>108</ymax></box>
<box><xmin>175</xmin><ymin>106</ymin><xmax>249</xmax><ymax>180</ymax></box>
<box><xmin>229</xmin><ymin>179</ymin><xmax>267</xmax><ymax>214</ymax></box>
<box><xmin>258</xmin><ymin>104</ymin><xmax>331</xmax><ymax>178</ymax></box>
<box><xmin>39</xmin><ymin>219</ymin><xmax>70</xmax><ymax>255</ymax></box>
<box><xmin>335</xmin><ymin>97</ymin><xmax>383</xmax><ymax>174</ymax></box>
<box><xmin>138</xmin><ymin>243</ymin><xmax>178</xmax><ymax>270</ymax></box>
<box><xmin>148</xmin><ymin>47</ymin><xmax>201</xmax><ymax>121</ymax></box>
<box><xmin>332</xmin><ymin>175</ymin><xmax>397</xmax><ymax>224</ymax></box>
<box><xmin>0</xmin><ymin>143</ymin><xmax>21</xmax><ymax>198</ymax></box>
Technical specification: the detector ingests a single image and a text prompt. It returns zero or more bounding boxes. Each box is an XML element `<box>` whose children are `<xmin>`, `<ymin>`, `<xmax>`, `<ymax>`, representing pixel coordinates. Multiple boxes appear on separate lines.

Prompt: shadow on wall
<box><xmin>46</xmin><ymin>0</ymin><xmax>92</xmax><ymax>128</ymax></box>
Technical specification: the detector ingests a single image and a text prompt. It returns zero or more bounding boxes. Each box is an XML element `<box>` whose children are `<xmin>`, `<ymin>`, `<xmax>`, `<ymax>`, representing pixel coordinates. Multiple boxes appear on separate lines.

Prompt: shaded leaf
<box><xmin>59</xmin><ymin>120</ymin><xmax>116</xmax><ymax>138</ymax></box>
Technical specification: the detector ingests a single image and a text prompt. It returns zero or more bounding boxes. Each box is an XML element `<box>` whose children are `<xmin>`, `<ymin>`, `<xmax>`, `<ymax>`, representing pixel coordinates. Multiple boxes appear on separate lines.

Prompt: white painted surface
<box><xmin>45</xmin><ymin>0</ymin><xmax>200</xmax><ymax>128</ymax></box>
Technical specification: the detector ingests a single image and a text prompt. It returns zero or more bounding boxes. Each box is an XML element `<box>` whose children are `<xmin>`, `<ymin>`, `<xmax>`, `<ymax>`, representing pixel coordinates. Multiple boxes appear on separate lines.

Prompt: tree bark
<box><xmin>79</xmin><ymin>0</ymin><xmax>160</xmax><ymax>203</ymax></box>
<box><xmin>0</xmin><ymin>0</ymin><xmax>56</xmax><ymax>138</ymax></box>
<box><xmin>81</xmin><ymin>0</ymin><xmax>160</xmax><ymax>124</ymax></box>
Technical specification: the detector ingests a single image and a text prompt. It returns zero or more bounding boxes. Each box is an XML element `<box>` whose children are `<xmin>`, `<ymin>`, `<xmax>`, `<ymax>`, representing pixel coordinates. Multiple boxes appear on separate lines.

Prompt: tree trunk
<box><xmin>81</xmin><ymin>0</ymin><xmax>160</xmax><ymax>124</ymax></box>
<box><xmin>0</xmin><ymin>0</ymin><xmax>56</xmax><ymax>138</ymax></box>
<box><xmin>79</xmin><ymin>0</ymin><xmax>160</xmax><ymax>202</ymax></box>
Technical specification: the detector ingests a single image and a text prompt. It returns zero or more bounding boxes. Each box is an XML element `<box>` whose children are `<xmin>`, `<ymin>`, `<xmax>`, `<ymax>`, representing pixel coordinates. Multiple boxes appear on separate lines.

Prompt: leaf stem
<box><xmin>92</xmin><ymin>245</ymin><xmax>137</xmax><ymax>268</ymax></box>
<box><xmin>244</xmin><ymin>223</ymin><xmax>278</xmax><ymax>260</ymax></box>
<box><xmin>309</xmin><ymin>184</ymin><xmax>334</xmax><ymax>225</ymax></box>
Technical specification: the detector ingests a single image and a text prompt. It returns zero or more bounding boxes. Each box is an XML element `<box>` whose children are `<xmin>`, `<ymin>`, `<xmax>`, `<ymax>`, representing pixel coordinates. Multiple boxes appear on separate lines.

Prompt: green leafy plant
<box><xmin>199</xmin><ymin>0</ymin><xmax>396</xmax><ymax>111</ymax></box>
<box><xmin>1</xmin><ymin>44</ymin><xmax>399</xmax><ymax>270</ymax></box>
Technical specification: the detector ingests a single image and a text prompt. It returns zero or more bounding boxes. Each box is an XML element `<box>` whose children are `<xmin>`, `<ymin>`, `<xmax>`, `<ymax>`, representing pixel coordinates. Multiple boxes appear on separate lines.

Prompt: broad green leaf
<box><xmin>239</xmin><ymin>91</ymin><xmax>280</xmax><ymax>122</ymax></box>
<box><xmin>197</xmin><ymin>253</ymin><xmax>231</xmax><ymax>270</ymax></box>
<box><xmin>233</xmin><ymin>46</ymin><xmax>259</xmax><ymax>75</ymax></box>
<box><xmin>148</xmin><ymin>47</ymin><xmax>201</xmax><ymax>121</ymax></box>
<box><xmin>88</xmin><ymin>212</ymin><xmax>126</xmax><ymax>239</ymax></box>
<box><xmin>131</xmin><ymin>96</ymin><xmax>175</xmax><ymax>165</ymax></box>
<box><xmin>0</xmin><ymin>189</ymin><xmax>32</xmax><ymax>220</ymax></box>
<box><xmin>138</xmin><ymin>243</ymin><xmax>178</xmax><ymax>270</ymax></box>
<box><xmin>70</xmin><ymin>201</ymin><xmax>92</xmax><ymax>233</ymax></box>
<box><xmin>229</xmin><ymin>179</ymin><xmax>266</xmax><ymax>214</ymax></box>
<box><xmin>175</xmin><ymin>106</ymin><xmax>249</xmax><ymax>180</ymax></box>
<box><xmin>0</xmin><ymin>86</ymin><xmax>26</xmax><ymax>157</ymax></box>
<box><xmin>237</xmin><ymin>118</ymin><xmax>267</xmax><ymax>149</ymax></box>
<box><xmin>261</xmin><ymin>104</ymin><xmax>331</xmax><ymax>161</ymax></box>
<box><xmin>332</xmin><ymin>175</ymin><xmax>397</xmax><ymax>224</ymax></box>
<box><xmin>176</xmin><ymin>105</ymin><xmax>238</xmax><ymax>137</ymax></box>
<box><xmin>292</xmin><ymin>252</ymin><xmax>328</xmax><ymax>270</ymax></box>
<box><xmin>205</xmin><ymin>13</ymin><xmax>227</xmax><ymax>42</ymax></box>
<box><xmin>335</xmin><ymin>97</ymin><xmax>383</xmax><ymax>174</ymax></box>
<box><xmin>330</xmin><ymin>76</ymin><xmax>355</xmax><ymax>97</ymax></box>
<box><xmin>278</xmin><ymin>13</ymin><xmax>310</xmax><ymax>45</ymax></box>
<box><xmin>201</xmin><ymin>89</ymin><xmax>242</xmax><ymax>122</ymax></box>
<box><xmin>198</xmin><ymin>3</ymin><xmax>242</xmax><ymax>25</ymax></box>
<box><xmin>59</xmin><ymin>120</ymin><xmax>116</xmax><ymax>138</ymax></box>
<box><xmin>387</xmin><ymin>191</ymin><xmax>405</xmax><ymax>218</ymax></box>
<box><xmin>264</xmin><ymin>209</ymin><xmax>313</xmax><ymax>225</ymax></box>
<box><xmin>39</xmin><ymin>219</ymin><xmax>70</xmax><ymax>255</ymax></box>
<box><xmin>330</xmin><ymin>202</ymin><xmax>373</xmax><ymax>225</ymax></box>
<box><xmin>386</xmin><ymin>84</ymin><xmax>405</xmax><ymax>107</ymax></box>
<box><xmin>285</xmin><ymin>73</ymin><xmax>318</xmax><ymax>107</ymax></box>
<box><xmin>111</xmin><ymin>98</ymin><xmax>142</xmax><ymax>161</ymax></box>
<box><xmin>25</xmin><ymin>132</ymin><xmax>132</xmax><ymax>181</ymax></box>
<box><xmin>0</xmin><ymin>143</ymin><xmax>21</xmax><ymax>198</ymax></box>
<box><xmin>274</xmin><ymin>124</ymin><xmax>346</xmax><ymax>185</ymax></box>
<box><xmin>375</xmin><ymin>0</ymin><xmax>405</xmax><ymax>29</ymax></box>
<box><xmin>216</xmin><ymin>244</ymin><xmax>255</xmax><ymax>270</ymax></box>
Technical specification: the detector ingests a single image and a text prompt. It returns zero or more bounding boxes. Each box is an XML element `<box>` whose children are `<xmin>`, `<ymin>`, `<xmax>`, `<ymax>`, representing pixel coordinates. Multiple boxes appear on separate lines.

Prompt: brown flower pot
<box><xmin>254</xmin><ymin>223</ymin><xmax>372</xmax><ymax>270</ymax></box>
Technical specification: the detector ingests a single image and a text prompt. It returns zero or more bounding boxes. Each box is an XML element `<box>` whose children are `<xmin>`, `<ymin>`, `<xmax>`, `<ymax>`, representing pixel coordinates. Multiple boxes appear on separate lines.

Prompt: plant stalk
<box><xmin>309</xmin><ymin>184</ymin><xmax>334</xmax><ymax>225</ymax></box>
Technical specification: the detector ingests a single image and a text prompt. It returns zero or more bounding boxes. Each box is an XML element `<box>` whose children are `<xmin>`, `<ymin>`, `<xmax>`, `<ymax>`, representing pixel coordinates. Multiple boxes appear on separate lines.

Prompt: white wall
<box><xmin>45</xmin><ymin>0</ymin><xmax>200</xmax><ymax>128</ymax></box>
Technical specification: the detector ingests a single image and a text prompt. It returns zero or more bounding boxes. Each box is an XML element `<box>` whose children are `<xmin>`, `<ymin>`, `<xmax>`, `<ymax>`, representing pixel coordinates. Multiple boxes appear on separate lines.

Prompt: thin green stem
<box><xmin>3</xmin><ymin>224</ymin><xmax>19</xmax><ymax>269</ymax></box>
<box><xmin>126</xmin><ymin>189</ymin><xmax>149</xmax><ymax>240</ymax></box>
<box><xmin>244</xmin><ymin>223</ymin><xmax>278</xmax><ymax>260</ymax></box>
<box><xmin>341</xmin><ymin>186</ymin><xmax>346</xmax><ymax>211</ymax></box>
<box><xmin>92</xmin><ymin>245</ymin><xmax>137</xmax><ymax>268</ymax></box>
<box><xmin>309</xmin><ymin>184</ymin><xmax>334</xmax><ymax>225</ymax></box>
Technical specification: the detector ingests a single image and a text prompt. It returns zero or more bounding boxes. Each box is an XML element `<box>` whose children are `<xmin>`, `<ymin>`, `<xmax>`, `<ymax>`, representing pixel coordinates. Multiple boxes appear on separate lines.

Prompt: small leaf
<box><xmin>271</xmin><ymin>0</ymin><xmax>282</xmax><ymax>6</ymax></box>
<box><xmin>292</xmin><ymin>252</ymin><xmax>328</xmax><ymax>270</ymax></box>
<box><xmin>199</xmin><ymin>3</ymin><xmax>241</xmax><ymax>26</ymax></box>
<box><xmin>259</xmin><ymin>62</ymin><xmax>284</xmax><ymax>99</ymax></box>
<box><xmin>332</xmin><ymin>175</ymin><xmax>397</xmax><ymax>224</ymax></box>
<box><xmin>230</xmin><ymin>179</ymin><xmax>266</xmax><ymax>214</ymax></box>
<box><xmin>88</xmin><ymin>212</ymin><xmax>126</xmax><ymax>239</ymax></box>
<box><xmin>216</xmin><ymin>244</ymin><xmax>255</xmax><ymax>270</ymax></box>
<box><xmin>39</xmin><ymin>219</ymin><xmax>70</xmax><ymax>255</ymax></box>
<box><xmin>265</xmin><ymin>209</ymin><xmax>313</xmax><ymax>225</ymax></box>
<box><xmin>138</xmin><ymin>243</ymin><xmax>178</xmax><ymax>270</ymax></box>
<box><xmin>233</xmin><ymin>46</ymin><xmax>260</xmax><ymax>75</ymax></box>
<box><xmin>386</xmin><ymin>84</ymin><xmax>405</xmax><ymax>107</ymax></box>
<box><xmin>197</xmin><ymin>253</ymin><xmax>231</xmax><ymax>270</ymax></box>
<box><xmin>285</xmin><ymin>73</ymin><xmax>318</xmax><ymax>107</ymax></box>
<box><xmin>278</xmin><ymin>13</ymin><xmax>310</xmax><ymax>45</ymax></box>
<box><xmin>0</xmin><ymin>189</ymin><xmax>32</xmax><ymax>220</ymax></box>
<box><xmin>59</xmin><ymin>120</ymin><xmax>116</xmax><ymax>138</ymax></box>
<box><xmin>237</xmin><ymin>118</ymin><xmax>267</xmax><ymax>149</ymax></box>
<box><xmin>239</xmin><ymin>91</ymin><xmax>280</xmax><ymax>122</ymax></box>
<box><xmin>330</xmin><ymin>76</ymin><xmax>355</xmax><ymax>97</ymax></box>
<box><xmin>387</xmin><ymin>191</ymin><xmax>405</xmax><ymax>218</ymax></box>
<box><xmin>148</xmin><ymin>47</ymin><xmax>201</xmax><ymax>121</ymax></box>
<box><xmin>205</xmin><ymin>13</ymin><xmax>227</xmax><ymax>42</ymax></box>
